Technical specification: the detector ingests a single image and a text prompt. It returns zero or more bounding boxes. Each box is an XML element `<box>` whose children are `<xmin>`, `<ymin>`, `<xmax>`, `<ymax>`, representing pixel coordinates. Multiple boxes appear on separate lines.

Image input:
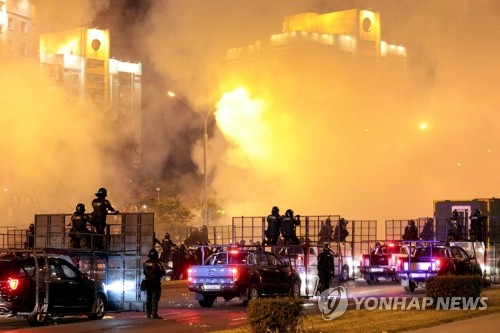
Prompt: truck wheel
<box><xmin>289</xmin><ymin>280</ymin><xmax>300</xmax><ymax>298</ymax></box>
<box><xmin>403</xmin><ymin>281</ymin><xmax>416</xmax><ymax>292</ymax></box>
<box><xmin>198</xmin><ymin>296</ymin><xmax>216</xmax><ymax>308</ymax></box>
<box><xmin>243</xmin><ymin>283</ymin><xmax>260</xmax><ymax>305</ymax></box>
<box><xmin>340</xmin><ymin>265</ymin><xmax>349</xmax><ymax>282</ymax></box>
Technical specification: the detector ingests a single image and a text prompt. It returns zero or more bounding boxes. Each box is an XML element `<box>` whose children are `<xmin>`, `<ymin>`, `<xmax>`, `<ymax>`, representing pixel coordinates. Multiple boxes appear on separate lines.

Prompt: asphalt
<box><xmin>400</xmin><ymin>312</ymin><xmax>500</xmax><ymax>332</ymax></box>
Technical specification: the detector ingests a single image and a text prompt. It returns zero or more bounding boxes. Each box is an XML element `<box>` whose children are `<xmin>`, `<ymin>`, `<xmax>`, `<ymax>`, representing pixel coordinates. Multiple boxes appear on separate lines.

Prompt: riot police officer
<box><xmin>142</xmin><ymin>248</ymin><xmax>166</xmax><ymax>319</ymax></box>
<box><xmin>317</xmin><ymin>243</ymin><xmax>335</xmax><ymax>294</ymax></box>
<box><xmin>469</xmin><ymin>209</ymin><xmax>486</xmax><ymax>242</ymax></box>
<box><xmin>161</xmin><ymin>233</ymin><xmax>174</xmax><ymax>263</ymax></box>
<box><xmin>90</xmin><ymin>187</ymin><xmax>117</xmax><ymax>250</ymax></box>
<box><xmin>70</xmin><ymin>203</ymin><xmax>91</xmax><ymax>248</ymax></box>
<box><xmin>448</xmin><ymin>210</ymin><xmax>462</xmax><ymax>241</ymax></box>
<box><xmin>265</xmin><ymin>206</ymin><xmax>282</xmax><ymax>245</ymax></box>
<box><xmin>333</xmin><ymin>218</ymin><xmax>349</xmax><ymax>242</ymax></box>
<box><xmin>402</xmin><ymin>220</ymin><xmax>419</xmax><ymax>240</ymax></box>
<box><xmin>281</xmin><ymin>209</ymin><xmax>300</xmax><ymax>245</ymax></box>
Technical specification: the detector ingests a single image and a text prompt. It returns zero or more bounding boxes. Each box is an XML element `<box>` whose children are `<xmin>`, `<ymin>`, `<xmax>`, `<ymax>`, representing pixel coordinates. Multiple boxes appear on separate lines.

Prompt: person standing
<box><xmin>142</xmin><ymin>248</ymin><xmax>166</xmax><ymax>319</ymax></box>
<box><xmin>161</xmin><ymin>232</ymin><xmax>174</xmax><ymax>263</ymax></box>
<box><xmin>281</xmin><ymin>209</ymin><xmax>301</xmax><ymax>245</ymax></box>
<box><xmin>402</xmin><ymin>220</ymin><xmax>419</xmax><ymax>241</ymax></box>
<box><xmin>90</xmin><ymin>187</ymin><xmax>118</xmax><ymax>250</ymax></box>
<box><xmin>264</xmin><ymin>206</ymin><xmax>282</xmax><ymax>245</ymax></box>
<box><xmin>317</xmin><ymin>243</ymin><xmax>335</xmax><ymax>294</ymax></box>
<box><xmin>70</xmin><ymin>203</ymin><xmax>91</xmax><ymax>248</ymax></box>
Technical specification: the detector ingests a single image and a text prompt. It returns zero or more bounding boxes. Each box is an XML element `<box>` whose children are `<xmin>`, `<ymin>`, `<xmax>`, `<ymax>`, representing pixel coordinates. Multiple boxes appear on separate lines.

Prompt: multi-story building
<box><xmin>0</xmin><ymin>0</ymin><xmax>38</xmax><ymax>65</ymax></box>
<box><xmin>38</xmin><ymin>26</ymin><xmax>142</xmax><ymax>165</ymax></box>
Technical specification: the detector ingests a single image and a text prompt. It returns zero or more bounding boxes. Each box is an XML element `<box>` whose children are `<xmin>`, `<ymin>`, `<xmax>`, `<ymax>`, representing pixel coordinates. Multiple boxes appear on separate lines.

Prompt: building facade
<box><xmin>0</xmin><ymin>0</ymin><xmax>38</xmax><ymax>65</ymax></box>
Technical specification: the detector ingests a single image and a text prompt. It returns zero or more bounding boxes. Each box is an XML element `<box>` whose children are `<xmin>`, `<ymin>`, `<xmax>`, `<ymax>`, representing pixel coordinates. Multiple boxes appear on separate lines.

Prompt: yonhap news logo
<box><xmin>317</xmin><ymin>287</ymin><xmax>488</xmax><ymax>321</ymax></box>
<box><xmin>317</xmin><ymin>286</ymin><xmax>349</xmax><ymax>321</ymax></box>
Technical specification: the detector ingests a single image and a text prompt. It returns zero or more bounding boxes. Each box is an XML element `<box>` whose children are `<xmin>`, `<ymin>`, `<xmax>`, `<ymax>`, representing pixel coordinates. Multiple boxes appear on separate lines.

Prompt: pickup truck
<box><xmin>359</xmin><ymin>242</ymin><xmax>408</xmax><ymax>284</ymax></box>
<box><xmin>397</xmin><ymin>244</ymin><xmax>482</xmax><ymax>292</ymax></box>
<box><xmin>187</xmin><ymin>249</ymin><xmax>301</xmax><ymax>307</ymax></box>
<box><xmin>277</xmin><ymin>242</ymin><xmax>354</xmax><ymax>296</ymax></box>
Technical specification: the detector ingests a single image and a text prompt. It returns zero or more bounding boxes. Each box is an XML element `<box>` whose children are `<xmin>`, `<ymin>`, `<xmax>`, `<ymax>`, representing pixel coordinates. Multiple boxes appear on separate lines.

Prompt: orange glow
<box><xmin>215</xmin><ymin>87</ymin><xmax>271</xmax><ymax>163</ymax></box>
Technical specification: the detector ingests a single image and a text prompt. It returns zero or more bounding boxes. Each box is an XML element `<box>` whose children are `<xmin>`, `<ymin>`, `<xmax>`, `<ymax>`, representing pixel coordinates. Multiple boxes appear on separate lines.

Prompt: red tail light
<box><xmin>8</xmin><ymin>278</ymin><xmax>19</xmax><ymax>290</ymax></box>
<box><xmin>435</xmin><ymin>259</ymin><xmax>441</xmax><ymax>270</ymax></box>
<box><xmin>187</xmin><ymin>268</ymin><xmax>192</xmax><ymax>282</ymax></box>
<box><xmin>232</xmin><ymin>267</ymin><xmax>239</xmax><ymax>282</ymax></box>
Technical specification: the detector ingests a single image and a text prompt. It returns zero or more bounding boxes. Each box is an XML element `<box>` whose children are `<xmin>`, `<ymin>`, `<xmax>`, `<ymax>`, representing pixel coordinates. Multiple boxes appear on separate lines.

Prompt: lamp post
<box><xmin>156</xmin><ymin>187</ymin><xmax>160</xmax><ymax>204</ymax></box>
<box><xmin>167</xmin><ymin>91</ymin><xmax>210</xmax><ymax>226</ymax></box>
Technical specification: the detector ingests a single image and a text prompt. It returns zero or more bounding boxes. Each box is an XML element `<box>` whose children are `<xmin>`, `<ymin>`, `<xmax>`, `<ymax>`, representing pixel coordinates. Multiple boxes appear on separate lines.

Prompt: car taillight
<box><xmin>397</xmin><ymin>259</ymin><xmax>402</xmax><ymax>270</ymax></box>
<box><xmin>8</xmin><ymin>278</ymin><xmax>19</xmax><ymax>290</ymax></box>
<box><xmin>187</xmin><ymin>268</ymin><xmax>192</xmax><ymax>282</ymax></box>
<box><xmin>359</xmin><ymin>256</ymin><xmax>364</xmax><ymax>266</ymax></box>
<box><xmin>232</xmin><ymin>267</ymin><xmax>239</xmax><ymax>282</ymax></box>
<box><xmin>435</xmin><ymin>259</ymin><xmax>441</xmax><ymax>270</ymax></box>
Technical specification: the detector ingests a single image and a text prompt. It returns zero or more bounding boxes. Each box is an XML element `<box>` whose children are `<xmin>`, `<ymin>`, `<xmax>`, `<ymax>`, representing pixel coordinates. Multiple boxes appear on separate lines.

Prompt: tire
<box><xmin>289</xmin><ymin>280</ymin><xmax>301</xmax><ymax>298</ymax></box>
<box><xmin>366</xmin><ymin>277</ymin><xmax>374</xmax><ymax>285</ymax></box>
<box><xmin>403</xmin><ymin>280</ymin><xmax>416</xmax><ymax>292</ymax></box>
<box><xmin>340</xmin><ymin>265</ymin><xmax>349</xmax><ymax>282</ymax></box>
<box><xmin>88</xmin><ymin>293</ymin><xmax>107</xmax><ymax>320</ymax></box>
<box><xmin>243</xmin><ymin>283</ymin><xmax>260</xmax><ymax>305</ymax></box>
<box><xmin>26</xmin><ymin>300</ymin><xmax>49</xmax><ymax>327</ymax></box>
<box><xmin>198</xmin><ymin>295</ymin><xmax>216</xmax><ymax>308</ymax></box>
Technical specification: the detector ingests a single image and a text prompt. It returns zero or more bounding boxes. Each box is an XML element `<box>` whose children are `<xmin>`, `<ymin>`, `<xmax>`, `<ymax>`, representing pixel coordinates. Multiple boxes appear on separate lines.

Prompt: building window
<box><xmin>8</xmin><ymin>17</ymin><xmax>13</xmax><ymax>31</ymax></box>
<box><xmin>21</xmin><ymin>21</ymin><xmax>27</xmax><ymax>34</ymax></box>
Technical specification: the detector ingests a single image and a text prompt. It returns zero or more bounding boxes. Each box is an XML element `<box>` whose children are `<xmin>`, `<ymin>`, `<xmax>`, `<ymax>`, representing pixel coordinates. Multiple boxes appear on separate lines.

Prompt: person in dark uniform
<box><xmin>318</xmin><ymin>218</ymin><xmax>333</xmax><ymax>243</ymax></box>
<box><xmin>402</xmin><ymin>220</ymin><xmax>419</xmax><ymax>240</ymax></box>
<box><xmin>142</xmin><ymin>248</ymin><xmax>166</xmax><ymax>319</ymax></box>
<box><xmin>333</xmin><ymin>218</ymin><xmax>349</xmax><ymax>242</ymax></box>
<box><xmin>469</xmin><ymin>209</ymin><xmax>486</xmax><ymax>242</ymax></box>
<box><xmin>90</xmin><ymin>187</ymin><xmax>118</xmax><ymax>250</ymax></box>
<box><xmin>26</xmin><ymin>223</ymin><xmax>35</xmax><ymax>249</ymax></box>
<box><xmin>317</xmin><ymin>243</ymin><xmax>335</xmax><ymax>294</ymax></box>
<box><xmin>447</xmin><ymin>210</ymin><xmax>462</xmax><ymax>241</ymax></box>
<box><xmin>264</xmin><ymin>206</ymin><xmax>282</xmax><ymax>245</ymax></box>
<box><xmin>70</xmin><ymin>203</ymin><xmax>91</xmax><ymax>248</ymax></box>
<box><xmin>281</xmin><ymin>209</ymin><xmax>301</xmax><ymax>245</ymax></box>
<box><xmin>161</xmin><ymin>233</ymin><xmax>175</xmax><ymax>263</ymax></box>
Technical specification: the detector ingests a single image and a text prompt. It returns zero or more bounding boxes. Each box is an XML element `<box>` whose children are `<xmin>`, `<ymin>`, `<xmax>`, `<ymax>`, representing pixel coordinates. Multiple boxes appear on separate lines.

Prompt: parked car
<box><xmin>397</xmin><ymin>244</ymin><xmax>482</xmax><ymax>292</ymax></box>
<box><xmin>187</xmin><ymin>249</ymin><xmax>301</xmax><ymax>307</ymax></box>
<box><xmin>359</xmin><ymin>241</ymin><xmax>409</xmax><ymax>284</ymax></box>
<box><xmin>0</xmin><ymin>253</ymin><xmax>107</xmax><ymax>326</ymax></box>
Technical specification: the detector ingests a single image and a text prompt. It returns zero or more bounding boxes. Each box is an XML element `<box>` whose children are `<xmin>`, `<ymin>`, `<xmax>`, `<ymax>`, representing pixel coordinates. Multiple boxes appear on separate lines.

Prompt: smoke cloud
<box><xmin>137</xmin><ymin>0</ymin><xmax>500</xmax><ymax>227</ymax></box>
<box><xmin>2</xmin><ymin>0</ymin><xmax>499</xmax><ymax>234</ymax></box>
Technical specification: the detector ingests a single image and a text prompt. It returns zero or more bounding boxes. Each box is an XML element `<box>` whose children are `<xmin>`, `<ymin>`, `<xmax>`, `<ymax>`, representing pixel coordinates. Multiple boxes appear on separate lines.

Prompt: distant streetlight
<box><xmin>156</xmin><ymin>187</ymin><xmax>160</xmax><ymax>204</ymax></box>
<box><xmin>167</xmin><ymin>90</ymin><xmax>211</xmax><ymax>226</ymax></box>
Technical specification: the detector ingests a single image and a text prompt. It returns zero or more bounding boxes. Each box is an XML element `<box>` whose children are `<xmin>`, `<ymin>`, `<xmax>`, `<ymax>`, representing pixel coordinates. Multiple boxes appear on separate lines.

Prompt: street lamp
<box><xmin>156</xmin><ymin>187</ymin><xmax>160</xmax><ymax>204</ymax></box>
<box><xmin>167</xmin><ymin>91</ymin><xmax>210</xmax><ymax>226</ymax></box>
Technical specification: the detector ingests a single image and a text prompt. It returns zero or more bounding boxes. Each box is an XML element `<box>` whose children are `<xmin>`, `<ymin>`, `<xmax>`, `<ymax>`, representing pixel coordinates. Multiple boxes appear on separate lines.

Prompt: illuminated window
<box><xmin>7</xmin><ymin>17</ymin><xmax>13</xmax><ymax>30</ymax></box>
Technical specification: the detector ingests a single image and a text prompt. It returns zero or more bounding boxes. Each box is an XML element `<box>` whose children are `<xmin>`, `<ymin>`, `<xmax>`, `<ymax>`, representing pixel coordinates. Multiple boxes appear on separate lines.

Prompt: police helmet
<box><xmin>323</xmin><ymin>243</ymin><xmax>330</xmax><ymax>252</ymax></box>
<box><xmin>148</xmin><ymin>248</ymin><xmax>159</xmax><ymax>259</ymax></box>
<box><xmin>285</xmin><ymin>209</ymin><xmax>294</xmax><ymax>217</ymax></box>
<box><xmin>165</xmin><ymin>233</ymin><xmax>170</xmax><ymax>238</ymax></box>
<box><xmin>272</xmin><ymin>206</ymin><xmax>279</xmax><ymax>214</ymax></box>
<box><xmin>96</xmin><ymin>187</ymin><xmax>108</xmax><ymax>198</ymax></box>
<box><xmin>76</xmin><ymin>203</ymin><xmax>86</xmax><ymax>214</ymax></box>
<box><xmin>474</xmin><ymin>209</ymin><xmax>481</xmax><ymax>216</ymax></box>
